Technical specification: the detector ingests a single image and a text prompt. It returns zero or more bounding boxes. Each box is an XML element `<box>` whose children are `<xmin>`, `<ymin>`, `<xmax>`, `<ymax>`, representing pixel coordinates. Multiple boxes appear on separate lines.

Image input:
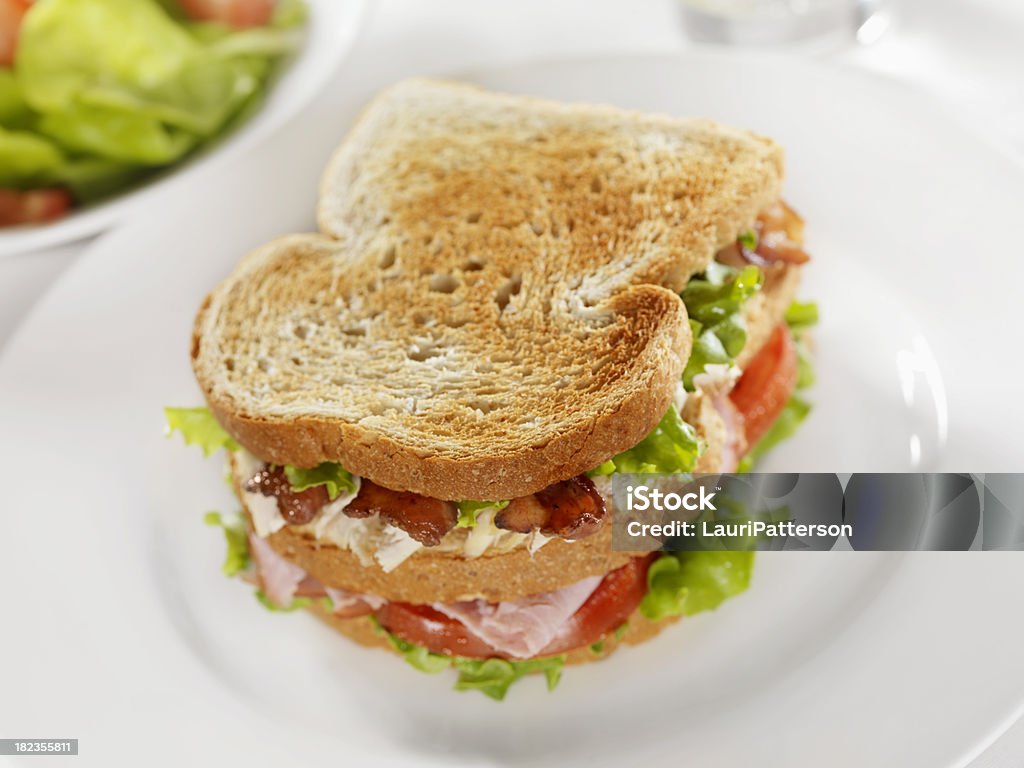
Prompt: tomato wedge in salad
<box><xmin>729</xmin><ymin>323</ymin><xmax>798</xmax><ymax>447</ymax></box>
<box><xmin>0</xmin><ymin>188</ymin><xmax>72</xmax><ymax>227</ymax></box>
<box><xmin>178</xmin><ymin>0</ymin><xmax>275</xmax><ymax>28</ymax></box>
<box><xmin>376</xmin><ymin>555</ymin><xmax>656</xmax><ymax>659</ymax></box>
<box><xmin>0</xmin><ymin>0</ymin><xmax>28</xmax><ymax>66</ymax></box>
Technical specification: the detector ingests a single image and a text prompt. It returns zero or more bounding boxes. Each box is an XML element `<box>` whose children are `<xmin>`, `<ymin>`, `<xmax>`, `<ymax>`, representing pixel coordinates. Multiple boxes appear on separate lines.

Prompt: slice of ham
<box><xmin>432</xmin><ymin>576</ymin><xmax>603</xmax><ymax>659</ymax></box>
<box><xmin>248</xmin><ymin>533</ymin><xmax>307</xmax><ymax>608</ymax></box>
<box><xmin>249</xmin><ymin>532</ymin><xmax>384</xmax><ymax>616</ymax></box>
<box><xmin>343</xmin><ymin>480</ymin><xmax>457</xmax><ymax>546</ymax></box>
<box><xmin>324</xmin><ymin>586</ymin><xmax>385</xmax><ymax>618</ymax></box>
<box><xmin>495</xmin><ymin>474</ymin><xmax>606</xmax><ymax>540</ymax></box>
<box><xmin>247</xmin><ymin>527</ymin><xmax>621</xmax><ymax>657</ymax></box>
<box><xmin>245</xmin><ymin>466</ymin><xmax>328</xmax><ymax>525</ymax></box>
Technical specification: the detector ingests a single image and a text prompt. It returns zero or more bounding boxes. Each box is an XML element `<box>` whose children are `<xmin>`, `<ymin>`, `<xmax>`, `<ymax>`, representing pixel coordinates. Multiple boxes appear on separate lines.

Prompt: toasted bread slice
<box><xmin>194</xmin><ymin>79</ymin><xmax>784</xmax><ymax>500</ymax></box>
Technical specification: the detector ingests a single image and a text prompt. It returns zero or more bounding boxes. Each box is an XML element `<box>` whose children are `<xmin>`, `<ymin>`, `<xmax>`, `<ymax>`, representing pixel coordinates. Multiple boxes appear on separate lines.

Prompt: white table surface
<box><xmin>0</xmin><ymin>1</ymin><xmax>1021</xmax><ymax>765</ymax></box>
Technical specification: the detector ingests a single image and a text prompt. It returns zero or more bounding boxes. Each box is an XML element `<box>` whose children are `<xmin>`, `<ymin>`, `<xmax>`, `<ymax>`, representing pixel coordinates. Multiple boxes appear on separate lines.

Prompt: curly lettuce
<box><xmin>371</xmin><ymin>618</ymin><xmax>565</xmax><ymax>700</ymax></box>
<box><xmin>166</xmin><ymin>405</ymin><xmax>360</xmax><ymax>500</ymax></box>
<box><xmin>4</xmin><ymin>0</ymin><xmax>304</xmax><ymax>201</ymax></box>
<box><xmin>203</xmin><ymin>511</ymin><xmax>249</xmax><ymax>576</ymax></box>
<box><xmin>591</xmin><ymin>404</ymin><xmax>702</xmax><ymax>476</ymax></box>
<box><xmin>456</xmin><ymin>500</ymin><xmax>510</xmax><ymax>528</ymax></box>
<box><xmin>254</xmin><ymin>590</ymin><xmax>332</xmax><ymax>613</ymax></box>
<box><xmin>680</xmin><ymin>263</ymin><xmax>762</xmax><ymax>389</ymax></box>
<box><xmin>165</xmin><ymin>406</ymin><xmax>239</xmax><ymax>456</ymax></box>
<box><xmin>640</xmin><ymin>551</ymin><xmax>755</xmax><ymax>622</ymax></box>
<box><xmin>283</xmin><ymin>463</ymin><xmax>357</xmax><ymax>501</ymax></box>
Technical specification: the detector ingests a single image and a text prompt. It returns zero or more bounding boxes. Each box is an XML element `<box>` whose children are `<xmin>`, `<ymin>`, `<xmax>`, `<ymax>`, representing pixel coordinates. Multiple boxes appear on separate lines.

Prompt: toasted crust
<box><xmin>192</xmin><ymin>78</ymin><xmax>785</xmax><ymax>500</ymax></box>
<box><xmin>307</xmin><ymin>602</ymin><xmax>681</xmax><ymax>667</ymax></box>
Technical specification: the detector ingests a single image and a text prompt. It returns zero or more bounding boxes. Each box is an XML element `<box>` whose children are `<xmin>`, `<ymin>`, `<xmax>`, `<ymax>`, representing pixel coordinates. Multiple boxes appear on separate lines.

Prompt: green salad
<box><xmin>0</xmin><ymin>0</ymin><xmax>305</xmax><ymax>226</ymax></box>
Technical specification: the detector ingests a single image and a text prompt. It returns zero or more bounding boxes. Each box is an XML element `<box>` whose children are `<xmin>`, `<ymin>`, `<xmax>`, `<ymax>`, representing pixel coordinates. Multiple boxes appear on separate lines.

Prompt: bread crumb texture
<box><xmin>193</xmin><ymin>79</ymin><xmax>784</xmax><ymax>499</ymax></box>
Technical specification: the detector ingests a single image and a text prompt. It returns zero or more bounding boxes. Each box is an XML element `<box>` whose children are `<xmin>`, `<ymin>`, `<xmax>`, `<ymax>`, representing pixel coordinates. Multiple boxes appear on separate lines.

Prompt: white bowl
<box><xmin>0</xmin><ymin>0</ymin><xmax>365</xmax><ymax>257</ymax></box>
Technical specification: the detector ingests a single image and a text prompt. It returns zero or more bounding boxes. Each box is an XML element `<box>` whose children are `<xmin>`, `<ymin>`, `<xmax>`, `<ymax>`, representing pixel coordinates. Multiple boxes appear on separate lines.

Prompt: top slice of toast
<box><xmin>192</xmin><ymin>79</ymin><xmax>784</xmax><ymax>500</ymax></box>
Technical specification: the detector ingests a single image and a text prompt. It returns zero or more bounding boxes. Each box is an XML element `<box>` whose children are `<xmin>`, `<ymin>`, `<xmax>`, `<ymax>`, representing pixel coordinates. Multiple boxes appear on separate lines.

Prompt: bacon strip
<box><xmin>344</xmin><ymin>480</ymin><xmax>457</xmax><ymax>546</ymax></box>
<box><xmin>244</xmin><ymin>470</ymin><xmax>607</xmax><ymax>546</ymax></box>
<box><xmin>718</xmin><ymin>200</ymin><xmax>811</xmax><ymax>268</ymax></box>
<box><xmin>749</xmin><ymin>201</ymin><xmax>810</xmax><ymax>265</ymax></box>
<box><xmin>245</xmin><ymin>466</ymin><xmax>327</xmax><ymax>525</ymax></box>
<box><xmin>496</xmin><ymin>474</ymin><xmax>606</xmax><ymax>540</ymax></box>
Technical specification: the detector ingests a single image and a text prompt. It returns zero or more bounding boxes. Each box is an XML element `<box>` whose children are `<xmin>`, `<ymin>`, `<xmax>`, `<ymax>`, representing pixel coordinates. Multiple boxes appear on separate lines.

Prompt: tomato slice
<box><xmin>539</xmin><ymin>554</ymin><xmax>655</xmax><ymax>656</ymax></box>
<box><xmin>177</xmin><ymin>0</ymin><xmax>275</xmax><ymax>28</ymax></box>
<box><xmin>376</xmin><ymin>555</ymin><xmax>656</xmax><ymax>659</ymax></box>
<box><xmin>375</xmin><ymin>603</ymin><xmax>499</xmax><ymax>658</ymax></box>
<box><xmin>729</xmin><ymin>323</ymin><xmax>798</xmax><ymax>447</ymax></box>
<box><xmin>0</xmin><ymin>188</ymin><xmax>72</xmax><ymax>228</ymax></box>
<box><xmin>0</xmin><ymin>0</ymin><xmax>29</xmax><ymax>66</ymax></box>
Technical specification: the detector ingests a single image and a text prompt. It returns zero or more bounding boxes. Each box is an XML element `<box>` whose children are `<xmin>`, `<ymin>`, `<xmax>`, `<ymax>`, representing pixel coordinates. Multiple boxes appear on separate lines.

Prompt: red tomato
<box><xmin>375</xmin><ymin>603</ymin><xmax>499</xmax><ymax>659</ymax></box>
<box><xmin>375</xmin><ymin>555</ymin><xmax>656</xmax><ymax>659</ymax></box>
<box><xmin>0</xmin><ymin>0</ymin><xmax>29</xmax><ymax>66</ymax></box>
<box><xmin>0</xmin><ymin>188</ymin><xmax>72</xmax><ymax>228</ymax></box>
<box><xmin>729</xmin><ymin>323</ymin><xmax>798</xmax><ymax>447</ymax></box>
<box><xmin>539</xmin><ymin>554</ymin><xmax>655</xmax><ymax>656</ymax></box>
<box><xmin>177</xmin><ymin>0</ymin><xmax>275</xmax><ymax>28</ymax></box>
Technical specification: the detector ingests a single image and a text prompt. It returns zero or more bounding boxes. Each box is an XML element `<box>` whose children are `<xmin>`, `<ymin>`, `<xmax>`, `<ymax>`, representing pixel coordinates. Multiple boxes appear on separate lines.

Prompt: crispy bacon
<box><xmin>244</xmin><ymin>466</ymin><xmax>327</xmax><ymax>525</ymax></box>
<box><xmin>344</xmin><ymin>480</ymin><xmax>458</xmax><ymax>546</ymax></box>
<box><xmin>750</xmin><ymin>201</ymin><xmax>810</xmax><ymax>265</ymax></box>
<box><xmin>494</xmin><ymin>495</ymin><xmax>548</xmax><ymax>534</ymax></box>
<box><xmin>246</xmin><ymin>467</ymin><xmax>606</xmax><ymax>545</ymax></box>
<box><xmin>496</xmin><ymin>474</ymin><xmax>606</xmax><ymax>540</ymax></box>
<box><xmin>719</xmin><ymin>200</ymin><xmax>811</xmax><ymax>268</ymax></box>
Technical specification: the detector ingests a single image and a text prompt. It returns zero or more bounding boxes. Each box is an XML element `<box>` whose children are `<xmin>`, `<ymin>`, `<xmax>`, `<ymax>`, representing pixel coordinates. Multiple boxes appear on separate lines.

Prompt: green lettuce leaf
<box><xmin>588</xmin><ymin>460</ymin><xmax>616</xmax><ymax>477</ymax></box>
<box><xmin>0</xmin><ymin>70</ymin><xmax>35</xmax><ymax>130</ymax></box>
<box><xmin>283</xmin><ymin>463</ymin><xmax>357</xmax><ymax>501</ymax></box>
<box><xmin>738</xmin><ymin>229</ymin><xmax>758</xmax><ymax>251</ymax></box>
<box><xmin>640</xmin><ymin>551</ymin><xmax>755</xmax><ymax>622</ymax></box>
<box><xmin>9</xmin><ymin>0</ymin><xmax>304</xmax><ymax>199</ymax></box>
<box><xmin>380</xmin><ymin>629</ymin><xmax>456</xmax><ymax>674</ymax></box>
<box><xmin>456</xmin><ymin>499</ymin><xmax>510</xmax><ymax>528</ymax></box>
<box><xmin>784</xmin><ymin>300</ymin><xmax>819</xmax><ymax>330</ymax></box>
<box><xmin>37</xmin><ymin>104</ymin><xmax>195</xmax><ymax>165</ymax></box>
<box><xmin>59</xmin><ymin>157</ymin><xmax>148</xmax><ymax>204</ymax></box>
<box><xmin>254</xmin><ymin>590</ymin><xmax>331</xmax><ymax>613</ymax></box>
<box><xmin>603</xmin><ymin>405</ymin><xmax>702</xmax><ymax>475</ymax></box>
<box><xmin>680</xmin><ymin>263</ymin><xmax>762</xmax><ymax>389</ymax></box>
<box><xmin>0</xmin><ymin>126</ymin><xmax>65</xmax><ymax>187</ymax></box>
<box><xmin>17</xmin><ymin>0</ymin><xmax>199</xmax><ymax>115</ymax></box>
<box><xmin>203</xmin><ymin>511</ymin><xmax>249</xmax><ymax>576</ymax></box>
<box><xmin>164</xmin><ymin>406</ymin><xmax>239</xmax><ymax>456</ymax></box>
<box><xmin>453</xmin><ymin>657</ymin><xmax>564</xmax><ymax>700</ymax></box>
<box><xmin>370</xmin><ymin>618</ymin><xmax>565</xmax><ymax>700</ymax></box>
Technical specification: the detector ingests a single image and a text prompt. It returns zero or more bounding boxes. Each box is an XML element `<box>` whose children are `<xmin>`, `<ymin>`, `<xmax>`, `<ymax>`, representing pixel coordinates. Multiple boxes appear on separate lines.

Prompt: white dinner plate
<box><xmin>0</xmin><ymin>0</ymin><xmax>365</xmax><ymax>258</ymax></box>
<box><xmin>1</xmin><ymin>53</ymin><xmax>1022</xmax><ymax>768</ymax></box>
